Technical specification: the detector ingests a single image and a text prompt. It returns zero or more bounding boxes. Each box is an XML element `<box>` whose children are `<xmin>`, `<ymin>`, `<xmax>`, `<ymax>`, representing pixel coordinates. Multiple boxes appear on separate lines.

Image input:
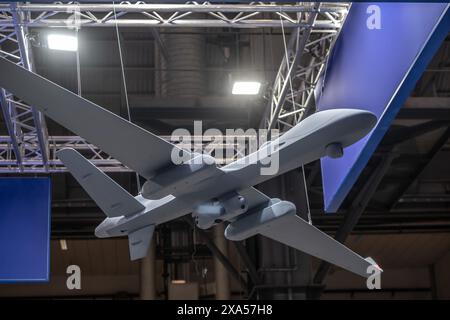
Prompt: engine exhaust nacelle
<box><xmin>224</xmin><ymin>200</ymin><xmax>296</xmax><ymax>241</ymax></box>
<box><xmin>193</xmin><ymin>192</ymin><xmax>248</xmax><ymax>229</ymax></box>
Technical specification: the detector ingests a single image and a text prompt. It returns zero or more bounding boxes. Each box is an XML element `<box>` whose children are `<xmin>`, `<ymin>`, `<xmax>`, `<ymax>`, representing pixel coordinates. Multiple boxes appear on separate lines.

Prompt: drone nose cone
<box><xmin>329</xmin><ymin>108</ymin><xmax>378</xmax><ymax>140</ymax></box>
<box><xmin>330</xmin><ymin>108</ymin><xmax>376</xmax><ymax>127</ymax></box>
<box><xmin>312</xmin><ymin>108</ymin><xmax>378</xmax><ymax>150</ymax></box>
<box><xmin>350</xmin><ymin>109</ymin><xmax>377</xmax><ymax>131</ymax></box>
<box><xmin>349</xmin><ymin>109</ymin><xmax>378</xmax><ymax>139</ymax></box>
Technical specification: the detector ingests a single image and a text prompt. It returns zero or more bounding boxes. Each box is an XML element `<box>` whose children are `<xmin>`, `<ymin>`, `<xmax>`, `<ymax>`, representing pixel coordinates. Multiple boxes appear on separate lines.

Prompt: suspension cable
<box><xmin>279</xmin><ymin>8</ymin><xmax>312</xmax><ymax>224</ymax></box>
<box><xmin>74</xmin><ymin>4</ymin><xmax>81</xmax><ymax>96</ymax></box>
<box><xmin>75</xmin><ymin>29</ymin><xmax>81</xmax><ymax>96</ymax></box>
<box><xmin>113</xmin><ymin>2</ymin><xmax>141</xmax><ymax>193</ymax></box>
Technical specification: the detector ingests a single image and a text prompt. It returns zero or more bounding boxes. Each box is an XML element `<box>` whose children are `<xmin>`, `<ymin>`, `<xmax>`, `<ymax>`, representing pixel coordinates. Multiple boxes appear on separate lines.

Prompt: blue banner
<box><xmin>0</xmin><ymin>177</ymin><xmax>51</xmax><ymax>282</ymax></box>
<box><xmin>316</xmin><ymin>3</ymin><xmax>449</xmax><ymax>212</ymax></box>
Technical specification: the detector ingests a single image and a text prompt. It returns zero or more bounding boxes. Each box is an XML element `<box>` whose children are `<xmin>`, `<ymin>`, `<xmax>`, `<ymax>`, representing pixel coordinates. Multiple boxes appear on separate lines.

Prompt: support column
<box><xmin>140</xmin><ymin>241</ymin><xmax>156</xmax><ymax>300</ymax></box>
<box><xmin>433</xmin><ymin>250</ymin><xmax>450</xmax><ymax>299</ymax></box>
<box><xmin>213</xmin><ymin>224</ymin><xmax>230</xmax><ymax>300</ymax></box>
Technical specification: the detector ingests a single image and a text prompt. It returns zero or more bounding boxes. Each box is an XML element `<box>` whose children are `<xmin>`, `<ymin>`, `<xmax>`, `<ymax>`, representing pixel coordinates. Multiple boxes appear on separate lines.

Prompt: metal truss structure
<box><xmin>261</xmin><ymin>3</ymin><xmax>349</xmax><ymax>132</ymax></box>
<box><xmin>0</xmin><ymin>3</ymin><xmax>49</xmax><ymax>173</ymax></box>
<box><xmin>0</xmin><ymin>135</ymin><xmax>254</xmax><ymax>172</ymax></box>
<box><xmin>0</xmin><ymin>2</ymin><xmax>348</xmax><ymax>29</ymax></box>
<box><xmin>0</xmin><ymin>2</ymin><xmax>349</xmax><ymax>173</ymax></box>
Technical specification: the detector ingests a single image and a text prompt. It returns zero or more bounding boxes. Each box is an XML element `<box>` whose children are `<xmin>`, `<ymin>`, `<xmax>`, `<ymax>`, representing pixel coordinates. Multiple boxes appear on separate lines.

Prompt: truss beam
<box><xmin>0</xmin><ymin>2</ymin><xmax>347</xmax><ymax>29</ymax></box>
<box><xmin>261</xmin><ymin>2</ymin><xmax>349</xmax><ymax>131</ymax></box>
<box><xmin>0</xmin><ymin>3</ymin><xmax>49</xmax><ymax>172</ymax></box>
<box><xmin>0</xmin><ymin>135</ymin><xmax>253</xmax><ymax>172</ymax></box>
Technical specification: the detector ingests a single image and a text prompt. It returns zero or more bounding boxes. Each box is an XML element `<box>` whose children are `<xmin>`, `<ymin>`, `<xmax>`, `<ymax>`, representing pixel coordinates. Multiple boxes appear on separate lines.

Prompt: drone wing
<box><xmin>260</xmin><ymin>214</ymin><xmax>382</xmax><ymax>278</ymax></box>
<box><xmin>232</xmin><ymin>188</ymin><xmax>381</xmax><ymax>278</ymax></box>
<box><xmin>57</xmin><ymin>148</ymin><xmax>145</xmax><ymax>217</ymax></box>
<box><xmin>0</xmin><ymin>57</ymin><xmax>189</xmax><ymax>179</ymax></box>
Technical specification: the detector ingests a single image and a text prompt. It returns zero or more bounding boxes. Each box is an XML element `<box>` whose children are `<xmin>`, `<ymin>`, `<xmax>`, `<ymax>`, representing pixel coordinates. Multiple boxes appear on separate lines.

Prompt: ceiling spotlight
<box><xmin>232</xmin><ymin>81</ymin><xmax>261</xmax><ymax>95</ymax></box>
<box><xmin>47</xmin><ymin>34</ymin><xmax>78</xmax><ymax>52</ymax></box>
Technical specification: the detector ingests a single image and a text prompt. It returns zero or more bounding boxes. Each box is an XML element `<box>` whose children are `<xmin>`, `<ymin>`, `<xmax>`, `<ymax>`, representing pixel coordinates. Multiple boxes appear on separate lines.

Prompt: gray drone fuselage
<box><xmin>95</xmin><ymin>108</ymin><xmax>375</xmax><ymax>239</ymax></box>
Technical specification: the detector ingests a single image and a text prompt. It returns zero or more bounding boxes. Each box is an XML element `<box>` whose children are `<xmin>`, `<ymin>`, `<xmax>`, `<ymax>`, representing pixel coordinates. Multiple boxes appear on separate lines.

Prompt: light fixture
<box><xmin>171</xmin><ymin>280</ymin><xmax>187</xmax><ymax>284</ymax></box>
<box><xmin>232</xmin><ymin>81</ymin><xmax>261</xmax><ymax>95</ymax></box>
<box><xmin>59</xmin><ymin>239</ymin><xmax>68</xmax><ymax>251</ymax></box>
<box><xmin>47</xmin><ymin>34</ymin><xmax>78</xmax><ymax>52</ymax></box>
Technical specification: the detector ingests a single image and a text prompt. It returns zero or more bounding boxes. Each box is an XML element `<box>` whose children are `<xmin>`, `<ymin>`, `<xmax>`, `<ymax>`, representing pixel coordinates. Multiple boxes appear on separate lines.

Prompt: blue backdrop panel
<box><xmin>0</xmin><ymin>177</ymin><xmax>51</xmax><ymax>282</ymax></box>
<box><xmin>317</xmin><ymin>3</ymin><xmax>449</xmax><ymax>213</ymax></box>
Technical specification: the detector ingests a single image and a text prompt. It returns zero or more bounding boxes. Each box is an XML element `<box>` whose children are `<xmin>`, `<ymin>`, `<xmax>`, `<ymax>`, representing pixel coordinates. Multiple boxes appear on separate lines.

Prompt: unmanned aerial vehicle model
<box><xmin>0</xmin><ymin>57</ymin><xmax>382</xmax><ymax>278</ymax></box>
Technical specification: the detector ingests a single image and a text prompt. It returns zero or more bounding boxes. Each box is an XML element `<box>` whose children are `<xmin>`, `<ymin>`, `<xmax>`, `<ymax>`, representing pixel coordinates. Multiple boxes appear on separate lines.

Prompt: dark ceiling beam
<box><xmin>397</xmin><ymin>97</ymin><xmax>450</xmax><ymax>120</ymax></box>
<box><xmin>312</xmin><ymin>152</ymin><xmax>397</xmax><ymax>287</ymax></box>
<box><xmin>383</xmin><ymin>120</ymin><xmax>450</xmax><ymax>146</ymax></box>
<box><xmin>131</xmin><ymin>107</ymin><xmax>249</xmax><ymax>120</ymax></box>
<box><xmin>403</xmin><ymin>97</ymin><xmax>450</xmax><ymax>108</ymax></box>
<box><xmin>124</xmin><ymin>96</ymin><xmax>257</xmax><ymax>121</ymax></box>
<box><xmin>129</xmin><ymin>96</ymin><xmax>257</xmax><ymax>108</ymax></box>
<box><xmin>398</xmin><ymin>108</ymin><xmax>450</xmax><ymax>120</ymax></box>
<box><xmin>418</xmin><ymin>58</ymin><xmax>448</xmax><ymax>96</ymax></box>
<box><xmin>391</xmin><ymin>154</ymin><xmax>431</xmax><ymax>164</ymax></box>
<box><xmin>387</xmin><ymin>127</ymin><xmax>450</xmax><ymax>209</ymax></box>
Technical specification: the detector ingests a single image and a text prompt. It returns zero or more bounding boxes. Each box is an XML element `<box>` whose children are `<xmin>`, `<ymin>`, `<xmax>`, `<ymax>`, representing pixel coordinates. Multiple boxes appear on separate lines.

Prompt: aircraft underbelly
<box><xmin>108</xmin><ymin>143</ymin><xmax>313</xmax><ymax>234</ymax></box>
